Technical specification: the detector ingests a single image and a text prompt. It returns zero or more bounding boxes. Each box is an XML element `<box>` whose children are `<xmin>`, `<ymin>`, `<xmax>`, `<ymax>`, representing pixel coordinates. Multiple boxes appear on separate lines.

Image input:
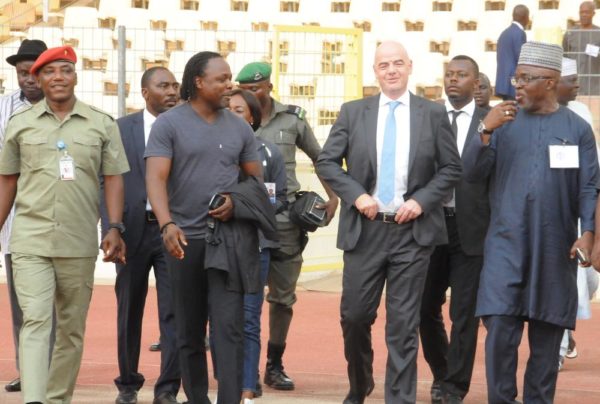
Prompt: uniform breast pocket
<box><xmin>72</xmin><ymin>134</ymin><xmax>101</xmax><ymax>168</ymax></box>
<box><xmin>274</xmin><ymin>131</ymin><xmax>297</xmax><ymax>162</ymax></box>
<box><xmin>21</xmin><ymin>134</ymin><xmax>51</xmax><ymax>171</ymax></box>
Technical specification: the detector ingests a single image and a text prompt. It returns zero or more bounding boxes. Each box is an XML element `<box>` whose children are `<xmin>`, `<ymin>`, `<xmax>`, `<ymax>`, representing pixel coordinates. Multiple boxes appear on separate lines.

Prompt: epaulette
<box><xmin>89</xmin><ymin>104</ymin><xmax>116</xmax><ymax>121</ymax></box>
<box><xmin>285</xmin><ymin>105</ymin><xmax>306</xmax><ymax>120</ymax></box>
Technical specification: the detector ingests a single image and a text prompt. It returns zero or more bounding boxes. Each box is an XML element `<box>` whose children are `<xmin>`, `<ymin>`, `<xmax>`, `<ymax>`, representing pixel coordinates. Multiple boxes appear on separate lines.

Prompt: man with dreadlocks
<box><xmin>145</xmin><ymin>51</ymin><xmax>265</xmax><ymax>404</ymax></box>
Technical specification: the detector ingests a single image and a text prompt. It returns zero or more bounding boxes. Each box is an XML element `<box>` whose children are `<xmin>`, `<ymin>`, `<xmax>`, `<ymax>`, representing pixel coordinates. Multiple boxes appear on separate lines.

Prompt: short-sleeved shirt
<box><xmin>144</xmin><ymin>102</ymin><xmax>258</xmax><ymax>239</ymax></box>
<box><xmin>256</xmin><ymin>99</ymin><xmax>321</xmax><ymax>202</ymax></box>
<box><xmin>0</xmin><ymin>98</ymin><xmax>130</xmax><ymax>257</ymax></box>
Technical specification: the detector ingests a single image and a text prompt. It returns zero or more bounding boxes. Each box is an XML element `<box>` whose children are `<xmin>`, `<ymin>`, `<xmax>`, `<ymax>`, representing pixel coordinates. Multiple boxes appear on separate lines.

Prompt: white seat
<box><xmin>371</xmin><ymin>12</ymin><xmax>406</xmax><ymax>41</ymax></box>
<box><xmin>427</xmin><ymin>11</ymin><xmax>454</xmax><ymax>42</ymax></box>
<box><xmin>411</xmin><ymin>52</ymin><xmax>444</xmax><ymax>88</ymax></box>
<box><xmin>168</xmin><ymin>50</ymin><xmax>198</xmax><ymax>79</ymax></box>
<box><xmin>449</xmin><ymin>31</ymin><xmax>485</xmax><ymax>60</ymax></box>
<box><xmin>401</xmin><ymin>0</ymin><xmax>431</xmax><ymax>22</ymax></box>
<box><xmin>98</xmin><ymin>0</ymin><xmax>131</xmax><ymax>20</ymax></box>
<box><xmin>453</xmin><ymin>0</ymin><xmax>484</xmax><ymax>21</ymax></box>
<box><xmin>181</xmin><ymin>30</ymin><xmax>218</xmax><ymax>52</ymax></box>
<box><xmin>63</xmin><ymin>6</ymin><xmax>99</xmax><ymax>28</ymax></box>
<box><xmin>165</xmin><ymin>10</ymin><xmax>201</xmax><ymax>42</ymax></box>
<box><xmin>27</xmin><ymin>26</ymin><xmax>63</xmax><ymax>47</ymax></box>
<box><xmin>148</xmin><ymin>0</ymin><xmax>181</xmax><ymax>21</ymax></box>
<box><xmin>478</xmin><ymin>11</ymin><xmax>511</xmax><ymax>43</ymax></box>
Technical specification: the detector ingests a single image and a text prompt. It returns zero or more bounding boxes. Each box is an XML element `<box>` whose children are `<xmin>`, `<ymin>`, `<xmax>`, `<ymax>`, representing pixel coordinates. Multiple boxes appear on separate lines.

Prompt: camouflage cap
<box><xmin>236</xmin><ymin>62</ymin><xmax>272</xmax><ymax>84</ymax></box>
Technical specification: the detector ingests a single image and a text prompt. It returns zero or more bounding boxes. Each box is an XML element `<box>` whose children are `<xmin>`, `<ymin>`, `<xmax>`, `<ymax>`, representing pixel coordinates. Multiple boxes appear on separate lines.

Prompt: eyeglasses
<box><xmin>510</xmin><ymin>75</ymin><xmax>553</xmax><ymax>86</ymax></box>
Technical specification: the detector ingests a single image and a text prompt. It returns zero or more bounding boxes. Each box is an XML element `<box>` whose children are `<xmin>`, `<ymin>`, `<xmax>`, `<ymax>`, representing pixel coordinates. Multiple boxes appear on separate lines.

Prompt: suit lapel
<box><xmin>365</xmin><ymin>96</ymin><xmax>379</xmax><ymax>180</ymax></box>
<box><xmin>133</xmin><ymin>112</ymin><xmax>146</xmax><ymax>175</ymax></box>
<box><xmin>408</xmin><ymin>93</ymin><xmax>424</xmax><ymax>173</ymax></box>
<box><xmin>462</xmin><ymin>106</ymin><xmax>486</xmax><ymax>155</ymax></box>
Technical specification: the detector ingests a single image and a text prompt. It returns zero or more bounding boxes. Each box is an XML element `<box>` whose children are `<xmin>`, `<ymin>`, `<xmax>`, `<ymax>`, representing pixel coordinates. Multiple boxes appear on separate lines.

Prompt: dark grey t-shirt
<box><xmin>145</xmin><ymin>102</ymin><xmax>258</xmax><ymax>238</ymax></box>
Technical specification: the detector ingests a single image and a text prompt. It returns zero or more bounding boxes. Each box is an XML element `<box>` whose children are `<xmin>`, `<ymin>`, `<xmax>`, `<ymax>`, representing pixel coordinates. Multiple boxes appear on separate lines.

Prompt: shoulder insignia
<box><xmin>285</xmin><ymin>105</ymin><xmax>306</xmax><ymax>120</ymax></box>
<box><xmin>89</xmin><ymin>104</ymin><xmax>116</xmax><ymax>121</ymax></box>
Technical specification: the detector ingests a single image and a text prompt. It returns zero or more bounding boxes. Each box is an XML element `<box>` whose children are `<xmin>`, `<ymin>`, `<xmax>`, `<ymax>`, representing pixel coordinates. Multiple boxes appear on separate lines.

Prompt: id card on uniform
<box><xmin>585</xmin><ymin>43</ymin><xmax>600</xmax><ymax>57</ymax></box>
<box><xmin>549</xmin><ymin>145</ymin><xmax>579</xmax><ymax>169</ymax></box>
<box><xmin>265</xmin><ymin>182</ymin><xmax>276</xmax><ymax>205</ymax></box>
<box><xmin>59</xmin><ymin>153</ymin><xmax>76</xmax><ymax>180</ymax></box>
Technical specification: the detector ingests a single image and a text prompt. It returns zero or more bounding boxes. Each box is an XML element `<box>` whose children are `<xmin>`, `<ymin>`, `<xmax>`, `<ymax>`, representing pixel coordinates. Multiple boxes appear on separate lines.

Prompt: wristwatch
<box><xmin>477</xmin><ymin>121</ymin><xmax>493</xmax><ymax>135</ymax></box>
<box><xmin>108</xmin><ymin>222</ymin><xmax>126</xmax><ymax>234</ymax></box>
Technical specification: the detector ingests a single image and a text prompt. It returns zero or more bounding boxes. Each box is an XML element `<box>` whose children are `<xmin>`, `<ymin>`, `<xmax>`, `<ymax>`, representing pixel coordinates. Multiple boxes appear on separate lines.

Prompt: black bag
<box><xmin>289</xmin><ymin>191</ymin><xmax>327</xmax><ymax>232</ymax></box>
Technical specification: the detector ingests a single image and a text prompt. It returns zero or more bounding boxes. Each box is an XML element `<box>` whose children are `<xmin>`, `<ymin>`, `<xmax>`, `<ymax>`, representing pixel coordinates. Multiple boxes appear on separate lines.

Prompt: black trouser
<box><xmin>419</xmin><ymin>215</ymin><xmax>482</xmax><ymax>398</ymax></box>
<box><xmin>483</xmin><ymin>315</ymin><xmax>564</xmax><ymax>404</ymax></box>
<box><xmin>114</xmin><ymin>220</ymin><xmax>180</xmax><ymax>397</ymax></box>
<box><xmin>166</xmin><ymin>239</ymin><xmax>244</xmax><ymax>404</ymax></box>
<box><xmin>340</xmin><ymin>218</ymin><xmax>433</xmax><ymax>404</ymax></box>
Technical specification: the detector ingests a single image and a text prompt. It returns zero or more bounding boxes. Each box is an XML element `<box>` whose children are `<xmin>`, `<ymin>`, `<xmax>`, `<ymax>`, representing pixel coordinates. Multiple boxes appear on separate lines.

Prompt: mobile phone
<box><xmin>576</xmin><ymin>248</ymin><xmax>588</xmax><ymax>264</ymax></box>
<box><xmin>307</xmin><ymin>196</ymin><xmax>326</xmax><ymax>221</ymax></box>
<box><xmin>209</xmin><ymin>194</ymin><xmax>226</xmax><ymax>210</ymax></box>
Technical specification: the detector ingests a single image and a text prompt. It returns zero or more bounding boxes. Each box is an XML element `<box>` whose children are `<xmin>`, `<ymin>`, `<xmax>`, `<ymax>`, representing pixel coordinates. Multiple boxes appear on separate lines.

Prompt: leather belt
<box><xmin>146</xmin><ymin>210</ymin><xmax>158</xmax><ymax>222</ymax></box>
<box><xmin>443</xmin><ymin>207</ymin><xmax>455</xmax><ymax>217</ymax></box>
<box><xmin>374</xmin><ymin>212</ymin><xmax>397</xmax><ymax>223</ymax></box>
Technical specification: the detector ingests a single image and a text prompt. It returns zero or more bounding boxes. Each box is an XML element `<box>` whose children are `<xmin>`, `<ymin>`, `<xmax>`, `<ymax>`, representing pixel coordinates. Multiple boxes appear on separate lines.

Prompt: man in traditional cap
<box><xmin>558</xmin><ymin>57</ymin><xmax>595</xmax><ymax>126</ymax></box>
<box><xmin>236</xmin><ymin>62</ymin><xmax>338</xmax><ymax>391</ymax></box>
<box><xmin>463</xmin><ymin>41</ymin><xmax>599</xmax><ymax>403</ymax></box>
<box><xmin>562</xmin><ymin>1</ymin><xmax>600</xmax><ymax>95</ymax></box>
<box><xmin>0</xmin><ymin>38</ymin><xmax>52</xmax><ymax>394</ymax></box>
<box><xmin>0</xmin><ymin>45</ymin><xmax>129</xmax><ymax>404</ymax></box>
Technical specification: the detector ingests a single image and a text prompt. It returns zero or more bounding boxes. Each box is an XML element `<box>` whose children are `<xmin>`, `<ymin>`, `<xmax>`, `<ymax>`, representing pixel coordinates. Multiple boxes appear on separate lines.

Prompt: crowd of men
<box><xmin>1</xmin><ymin>2</ymin><xmax>600</xmax><ymax>404</ymax></box>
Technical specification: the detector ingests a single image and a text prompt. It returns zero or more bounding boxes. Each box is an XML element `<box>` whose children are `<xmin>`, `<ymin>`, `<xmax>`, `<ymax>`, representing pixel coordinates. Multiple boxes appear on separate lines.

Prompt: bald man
<box><xmin>316</xmin><ymin>41</ymin><xmax>462</xmax><ymax>404</ymax></box>
<box><xmin>563</xmin><ymin>1</ymin><xmax>600</xmax><ymax>95</ymax></box>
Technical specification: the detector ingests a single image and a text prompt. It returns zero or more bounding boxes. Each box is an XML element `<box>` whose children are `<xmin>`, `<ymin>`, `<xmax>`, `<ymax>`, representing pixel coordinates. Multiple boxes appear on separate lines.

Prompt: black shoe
<box><xmin>443</xmin><ymin>393</ymin><xmax>463</xmax><ymax>404</ymax></box>
<box><xmin>342</xmin><ymin>378</ymin><xmax>374</xmax><ymax>404</ymax></box>
<box><xmin>5</xmin><ymin>378</ymin><xmax>21</xmax><ymax>392</ymax></box>
<box><xmin>264</xmin><ymin>365</ymin><xmax>295</xmax><ymax>390</ymax></box>
<box><xmin>153</xmin><ymin>392</ymin><xmax>179</xmax><ymax>404</ymax></box>
<box><xmin>431</xmin><ymin>381</ymin><xmax>443</xmax><ymax>404</ymax></box>
<box><xmin>255</xmin><ymin>373</ymin><xmax>263</xmax><ymax>398</ymax></box>
<box><xmin>264</xmin><ymin>342</ymin><xmax>295</xmax><ymax>390</ymax></box>
<box><xmin>149</xmin><ymin>341</ymin><xmax>161</xmax><ymax>352</ymax></box>
<box><xmin>116</xmin><ymin>390</ymin><xmax>138</xmax><ymax>404</ymax></box>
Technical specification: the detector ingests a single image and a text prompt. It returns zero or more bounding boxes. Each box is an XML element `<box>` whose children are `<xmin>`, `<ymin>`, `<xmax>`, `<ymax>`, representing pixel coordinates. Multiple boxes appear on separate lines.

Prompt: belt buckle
<box><xmin>382</xmin><ymin>212</ymin><xmax>396</xmax><ymax>223</ymax></box>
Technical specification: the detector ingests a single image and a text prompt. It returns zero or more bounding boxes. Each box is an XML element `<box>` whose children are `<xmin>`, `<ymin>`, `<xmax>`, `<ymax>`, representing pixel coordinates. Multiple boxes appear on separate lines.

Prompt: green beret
<box><xmin>236</xmin><ymin>62</ymin><xmax>272</xmax><ymax>84</ymax></box>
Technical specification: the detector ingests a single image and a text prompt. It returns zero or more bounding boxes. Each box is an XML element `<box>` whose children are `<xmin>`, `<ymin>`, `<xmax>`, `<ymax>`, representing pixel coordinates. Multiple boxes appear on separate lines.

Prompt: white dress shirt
<box><xmin>373</xmin><ymin>91</ymin><xmax>411</xmax><ymax>212</ymax></box>
<box><xmin>143</xmin><ymin>108</ymin><xmax>156</xmax><ymax>211</ymax></box>
<box><xmin>444</xmin><ymin>98</ymin><xmax>476</xmax><ymax>207</ymax></box>
<box><xmin>0</xmin><ymin>90</ymin><xmax>31</xmax><ymax>253</ymax></box>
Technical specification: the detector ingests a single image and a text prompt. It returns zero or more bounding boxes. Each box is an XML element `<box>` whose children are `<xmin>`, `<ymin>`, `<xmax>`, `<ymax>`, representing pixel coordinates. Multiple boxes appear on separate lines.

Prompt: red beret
<box><xmin>30</xmin><ymin>46</ymin><xmax>77</xmax><ymax>75</ymax></box>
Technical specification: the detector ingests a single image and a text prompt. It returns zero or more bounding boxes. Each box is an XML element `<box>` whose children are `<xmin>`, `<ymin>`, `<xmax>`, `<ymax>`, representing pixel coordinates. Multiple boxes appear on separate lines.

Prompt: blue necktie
<box><xmin>378</xmin><ymin>101</ymin><xmax>400</xmax><ymax>205</ymax></box>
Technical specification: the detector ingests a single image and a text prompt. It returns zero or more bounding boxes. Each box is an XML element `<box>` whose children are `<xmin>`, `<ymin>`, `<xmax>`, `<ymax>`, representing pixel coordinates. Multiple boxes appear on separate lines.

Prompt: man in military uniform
<box><xmin>237</xmin><ymin>62</ymin><xmax>338</xmax><ymax>390</ymax></box>
<box><xmin>0</xmin><ymin>46</ymin><xmax>129</xmax><ymax>404</ymax></box>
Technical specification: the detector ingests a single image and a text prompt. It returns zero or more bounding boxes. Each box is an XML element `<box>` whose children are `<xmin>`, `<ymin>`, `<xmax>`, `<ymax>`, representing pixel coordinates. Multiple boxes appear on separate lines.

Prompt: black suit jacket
<box><xmin>316</xmin><ymin>93</ymin><xmax>462</xmax><ymax>251</ymax></box>
<box><xmin>100</xmin><ymin>111</ymin><xmax>147</xmax><ymax>256</ymax></box>
<box><xmin>454</xmin><ymin>106</ymin><xmax>491</xmax><ymax>256</ymax></box>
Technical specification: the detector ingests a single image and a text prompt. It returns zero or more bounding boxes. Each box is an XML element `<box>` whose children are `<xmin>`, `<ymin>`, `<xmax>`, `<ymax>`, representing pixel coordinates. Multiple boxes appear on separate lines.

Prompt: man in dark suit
<box><xmin>101</xmin><ymin>67</ymin><xmax>181</xmax><ymax>404</ymax></box>
<box><xmin>495</xmin><ymin>5</ymin><xmax>529</xmax><ymax>100</ymax></box>
<box><xmin>419</xmin><ymin>55</ymin><xmax>490</xmax><ymax>404</ymax></box>
<box><xmin>316</xmin><ymin>41</ymin><xmax>462</xmax><ymax>404</ymax></box>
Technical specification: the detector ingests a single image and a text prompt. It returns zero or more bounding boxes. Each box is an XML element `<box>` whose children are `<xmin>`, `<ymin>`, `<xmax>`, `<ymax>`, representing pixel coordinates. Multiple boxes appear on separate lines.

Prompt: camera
<box><xmin>209</xmin><ymin>194</ymin><xmax>226</xmax><ymax>210</ymax></box>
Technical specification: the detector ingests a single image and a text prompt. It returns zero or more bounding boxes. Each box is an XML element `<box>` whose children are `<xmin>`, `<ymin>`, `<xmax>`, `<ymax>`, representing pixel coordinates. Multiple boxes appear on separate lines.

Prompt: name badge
<box><xmin>59</xmin><ymin>152</ymin><xmax>76</xmax><ymax>180</ymax></box>
<box><xmin>549</xmin><ymin>145</ymin><xmax>579</xmax><ymax>169</ymax></box>
<box><xmin>585</xmin><ymin>43</ymin><xmax>600</xmax><ymax>57</ymax></box>
<box><xmin>265</xmin><ymin>182</ymin><xmax>276</xmax><ymax>205</ymax></box>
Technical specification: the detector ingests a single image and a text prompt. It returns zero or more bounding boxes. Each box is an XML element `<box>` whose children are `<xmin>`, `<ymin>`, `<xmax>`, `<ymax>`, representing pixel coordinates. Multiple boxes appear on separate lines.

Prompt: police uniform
<box><xmin>256</xmin><ymin>99</ymin><xmax>321</xmax><ymax>377</ymax></box>
<box><xmin>0</xmin><ymin>98</ymin><xmax>129</xmax><ymax>403</ymax></box>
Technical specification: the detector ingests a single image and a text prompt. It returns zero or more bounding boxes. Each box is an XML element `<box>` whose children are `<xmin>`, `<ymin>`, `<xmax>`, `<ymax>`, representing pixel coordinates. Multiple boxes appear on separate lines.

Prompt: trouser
<box><xmin>12</xmin><ymin>253</ymin><xmax>96</xmax><ymax>404</ymax></box>
<box><xmin>483</xmin><ymin>315</ymin><xmax>564</xmax><ymax>404</ymax></box>
<box><xmin>419</xmin><ymin>215</ymin><xmax>482</xmax><ymax>397</ymax></box>
<box><xmin>114</xmin><ymin>219</ymin><xmax>180</xmax><ymax>397</ymax></box>
<box><xmin>341</xmin><ymin>218</ymin><xmax>433</xmax><ymax>404</ymax></box>
<box><xmin>242</xmin><ymin>249</ymin><xmax>270</xmax><ymax>392</ymax></box>
<box><xmin>5</xmin><ymin>253</ymin><xmax>56</xmax><ymax>372</ymax></box>
<box><xmin>166</xmin><ymin>239</ymin><xmax>244</xmax><ymax>404</ymax></box>
<box><xmin>267</xmin><ymin>220</ymin><xmax>304</xmax><ymax>346</ymax></box>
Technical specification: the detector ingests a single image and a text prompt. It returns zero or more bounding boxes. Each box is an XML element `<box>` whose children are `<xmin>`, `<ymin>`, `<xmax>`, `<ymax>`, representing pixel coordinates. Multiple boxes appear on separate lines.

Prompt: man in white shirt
<box><xmin>316</xmin><ymin>41</ymin><xmax>462</xmax><ymax>404</ymax></box>
<box><xmin>419</xmin><ymin>55</ymin><xmax>491</xmax><ymax>404</ymax></box>
<box><xmin>100</xmin><ymin>67</ymin><xmax>182</xmax><ymax>404</ymax></box>
<box><xmin>0</xmin><ymin>38</ymin><xmax>50</xmax><ymax>394</ymax></box>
